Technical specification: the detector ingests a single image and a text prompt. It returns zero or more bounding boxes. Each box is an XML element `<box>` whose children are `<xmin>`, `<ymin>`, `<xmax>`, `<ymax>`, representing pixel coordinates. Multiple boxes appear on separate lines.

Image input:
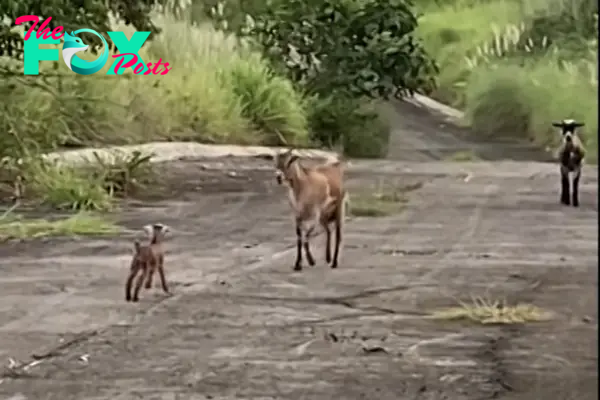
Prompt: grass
<box><xmin>0</xmin><ymin>148</ymin><xmax>157</xmax><ymax>211</ymax></box>
<box><xmin>0</xmin><ymin>211</ymin><xmax>121</xmax><ymax>241</ymax></box>
<box><xmin>430</xmin><ymin>296</ymin><xmax>552</xmax><ymax>325</ymax></box>
<box><xmin>1</xmin><ymin>12</ymin><xmax>310</xmax><ymax>158</ymax></box>
<box><xmin>446</xmin><ymin>150</ymin><xmax>481</xmax><ymax>162</ymax></box>
<box><xmin>349</xmin><ymin>181</ymin><xmax>422</xmax><ymax>217</ymax></box>
<box><xmin>416</xmin><ymin>0</ymin><xmax>598</xmax><ymax>161</ymax></box>
<box><xmin>0</xmin><ymin>9</ymin><xmax>391</xmax><ymax>209</ymax></box>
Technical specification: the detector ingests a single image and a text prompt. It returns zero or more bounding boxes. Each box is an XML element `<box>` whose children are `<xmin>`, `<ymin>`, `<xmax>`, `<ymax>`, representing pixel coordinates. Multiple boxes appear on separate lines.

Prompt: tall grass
<box><xmin>0</xmin><ymin>13</ymin><xmax>309</xmax><ymax>157</ymax></box>
<box><xmin>416</xmin><ymin>0</ymin><xmax>598</xmax><ymax>160</ymax></box>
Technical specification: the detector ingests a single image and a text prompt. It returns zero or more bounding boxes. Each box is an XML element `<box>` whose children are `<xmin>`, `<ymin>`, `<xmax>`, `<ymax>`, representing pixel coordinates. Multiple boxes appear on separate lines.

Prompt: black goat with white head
<box><xmin>553</xmin><ymin>119</ymin><xmax>586</xmax><ymax>207</ymax></box>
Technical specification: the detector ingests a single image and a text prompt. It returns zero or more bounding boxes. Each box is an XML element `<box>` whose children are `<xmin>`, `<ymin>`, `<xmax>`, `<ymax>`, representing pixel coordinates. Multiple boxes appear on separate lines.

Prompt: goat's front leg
<box><xmin>572</xmin><ymin>170</ymin><xmax>580</xmax><ymax>207</ymax></box>
<box><xmin>294</xmin><ymin>217</ymin><xmax>303</xmax><ymax>271</ymax></box>
<box><xmin>560</xmin><ymin>168</ymin><xmax>570</xmax><ymax>205</ymax></box>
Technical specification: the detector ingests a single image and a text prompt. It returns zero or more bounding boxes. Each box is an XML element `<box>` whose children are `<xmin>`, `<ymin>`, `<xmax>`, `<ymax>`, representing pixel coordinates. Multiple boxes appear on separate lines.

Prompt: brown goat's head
<box><xmin>142</xmin><ymin>223</ymin><xmax>170</xmax><ymax>244</ymax></box>
<box><xmin>274</xmin><ymin>148</ymin><xmax>299</xmax><ymax>185</ymax></box>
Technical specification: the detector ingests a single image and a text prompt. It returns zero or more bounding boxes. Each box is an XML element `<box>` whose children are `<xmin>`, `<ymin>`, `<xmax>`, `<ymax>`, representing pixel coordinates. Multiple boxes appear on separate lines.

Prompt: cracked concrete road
<box><xmin>0</xmin><ymin>101</ymin><xmax>597</xmax><ymax>400</ymax></box>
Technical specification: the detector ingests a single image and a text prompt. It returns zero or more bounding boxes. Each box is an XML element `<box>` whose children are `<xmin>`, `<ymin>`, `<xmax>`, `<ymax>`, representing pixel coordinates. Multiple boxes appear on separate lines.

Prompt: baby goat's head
<box><xmin>274</xmin><ymin>148</ymin><xmax>299</xmax><ymax>185</ymax></box>
<box><xmin>142</xmin><ymin>223</ymin><xmax>170</xmax><ymax>244</ymax></box>
<box><xmin>552</xmin><ymin>119</ymin><xmax>584</xmax><ymax>145</ymax></box>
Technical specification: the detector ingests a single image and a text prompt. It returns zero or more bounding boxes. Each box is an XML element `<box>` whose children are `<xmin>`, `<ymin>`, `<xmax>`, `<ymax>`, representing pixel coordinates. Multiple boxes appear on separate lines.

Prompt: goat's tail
<box><xmin>134</xmin><ymin>240</ymin><xmax>141</xmax><ymax>253</ymax></box>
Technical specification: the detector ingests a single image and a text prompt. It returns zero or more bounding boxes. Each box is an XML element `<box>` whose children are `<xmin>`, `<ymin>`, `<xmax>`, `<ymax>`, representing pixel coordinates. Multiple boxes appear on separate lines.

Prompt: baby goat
<box><xmin>125</xmin><ymin>223</ymin><xmax>170</xmax><ymax>302</ymax></box>
<box><xmin>274</xmin><ymin>149</ymin><xmax>347</xmax><ymax>271</ymax></box>
<box><xmin>553</xmin><ymin>119</ymin><xmax>586</xmax><ymax>207</ymax></box>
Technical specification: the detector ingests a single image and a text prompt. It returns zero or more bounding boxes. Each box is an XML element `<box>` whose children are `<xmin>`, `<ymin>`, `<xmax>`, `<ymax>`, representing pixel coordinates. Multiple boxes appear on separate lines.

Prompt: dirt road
<box><xmin>0</xmin><ymin>101</ymin><xmax>597</xmax><ymax>400</ymax></box>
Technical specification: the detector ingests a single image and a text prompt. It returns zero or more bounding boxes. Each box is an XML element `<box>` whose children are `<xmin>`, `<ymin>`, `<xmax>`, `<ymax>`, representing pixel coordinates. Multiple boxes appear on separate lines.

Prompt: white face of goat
<box><xmin>553</xmin><ymin>119</ymin><xmax>585</xmax><ymax>145</ymax></box>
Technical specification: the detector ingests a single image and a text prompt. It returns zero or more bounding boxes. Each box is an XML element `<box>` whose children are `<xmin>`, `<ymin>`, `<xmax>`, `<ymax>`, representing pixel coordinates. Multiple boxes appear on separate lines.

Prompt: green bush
<box><xmin>416</xmin><ymin>0</ymin><xmax>598</xmax><ymax>161</ymax></box>
<box><xmin>0</xmin><ymin>12</ymin><xmax>312</xmax><ymax>211</ymax></box>
<box><xmin>307</xmin><ymin>95</ymin><xmax>390</xmax><ymax>158</ymax></box>
<box><xmin>0</xmin><ymin>13</ymin><xmax>309</xmax><ymax>155</ymax></box>
<box><xmin>465</xmin><ymin>62</ymin><xmax>598</xmax><ymax>156</ymax></box>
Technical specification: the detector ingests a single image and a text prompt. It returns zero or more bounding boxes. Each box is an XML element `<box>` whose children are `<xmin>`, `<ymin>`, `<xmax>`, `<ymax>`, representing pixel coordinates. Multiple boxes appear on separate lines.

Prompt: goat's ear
<box><xmin>288</xmin><ymin>154</ymin><xmax>300</xmax><ymax>164</ymax></box>
<box><xmin>574</xmin><ymin>122</ymin><xmax>585</xmax><ymax>128</ymax></box>
<box><xmin>552</xmin><ymin>122</ymin><xmax>563</xmax><ymax>128</ymax></box>
<box><xmin>142</xmin><ymin>224</ymin><xmax>153</xmax><ymax>237</ymax></box>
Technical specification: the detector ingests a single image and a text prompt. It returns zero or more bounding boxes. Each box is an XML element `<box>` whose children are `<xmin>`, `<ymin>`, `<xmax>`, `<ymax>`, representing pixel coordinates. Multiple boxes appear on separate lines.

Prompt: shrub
<box><xmin>0</xmin><ymin>13</ymin><xmax>310</xmax><ymax>154</ymax></box>
<box><xmin>0</xmin><ymin>12</ymin><xmax>312</xmax><ymax>207</ymax></box>
<box><xmin>464</xmin><ymin>61</ymin><xmax>597</xmax><ymax>158</ymax></box>
<box><xmin>307</xmin><ymin>95</ymin><xmax>390</xmax><ymax>158</ymax></box>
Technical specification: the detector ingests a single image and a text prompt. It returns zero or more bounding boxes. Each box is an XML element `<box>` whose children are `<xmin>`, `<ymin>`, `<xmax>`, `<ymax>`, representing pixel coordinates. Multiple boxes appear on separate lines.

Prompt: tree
<box><xmin>0</xmin><ymin>0</ymin><xmax>162</xmax><ymax>60</ymax></box>
<box><xmin>208</xmin><ymin>0</ymin><xmax>438</xmax><ymax>100</ymax></box>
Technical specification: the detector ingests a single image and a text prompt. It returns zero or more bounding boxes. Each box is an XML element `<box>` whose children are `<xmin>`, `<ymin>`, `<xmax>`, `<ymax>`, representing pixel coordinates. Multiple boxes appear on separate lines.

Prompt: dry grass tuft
<box><xmin>430</xmin><ymin>296</ymin><xmax>553</xmax><ymax>325</ymax></box>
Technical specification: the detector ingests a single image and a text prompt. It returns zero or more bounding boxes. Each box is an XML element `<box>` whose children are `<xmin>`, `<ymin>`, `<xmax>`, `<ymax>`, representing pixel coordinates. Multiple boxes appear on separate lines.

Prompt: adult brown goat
<box><xmin>274</xmin><ymin>149</ymin><xmax>348</xmax><ymax>271</ymax></box>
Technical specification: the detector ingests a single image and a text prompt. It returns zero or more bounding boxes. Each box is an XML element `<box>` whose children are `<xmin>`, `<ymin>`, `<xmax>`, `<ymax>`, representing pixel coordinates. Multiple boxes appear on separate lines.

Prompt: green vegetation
<box><xmin>349</xmin><ymin>181</ymin><xmax>422</xmax><ymax>217</ymax></box>
<box><xmin>0</xmin><ymin>0</ymin><xmax>437</xmax><ymax>225</ymax></box>
<box><xmin>446</xmin><ymin>150</ymin><xmax>481</xmax><ymax>162</ymax></box>
<box><xmin>0</xmin><ymin>210</ymin><xmax>121</xmax><ymax>241</ymax></box>
<box><xmin>416</xmin><ymin>0</ymin><xmax>598</xmax><ymax>160</ymax></box>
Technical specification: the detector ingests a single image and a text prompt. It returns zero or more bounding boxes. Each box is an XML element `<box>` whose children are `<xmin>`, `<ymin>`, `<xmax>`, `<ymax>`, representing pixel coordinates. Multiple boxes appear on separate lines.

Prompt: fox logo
<box><xmin>61</xmin><ymin>32</ymin><xmax>89</xmax><ymax>71</ymax></box>
<box><xmin>60</xmin><ymin>29</ymin><xmax>109</xmax><ymax>75</ymax></box>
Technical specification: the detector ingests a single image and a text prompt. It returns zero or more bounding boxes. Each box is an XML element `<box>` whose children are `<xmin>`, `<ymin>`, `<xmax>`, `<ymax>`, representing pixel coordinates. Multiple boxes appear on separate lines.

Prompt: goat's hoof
<box><xmin>329</xmin><ymin>262</ymin><xmax>338</xmax><ymax>269</ymax></box>
<box><xmin>561</xmin><ymin>198</ymin><xmax>570</xmax><ymax>205</ymax></box>
<box><xmin>131</xmin><ymin>297</ymin><xmax>140</xmax><ymax>302</ymax></box>
<box><xmin>144</xmin><ymin>283</ymin><xmax>152</xmax><ymax>289</ymax></box>
<box><xmin>325</xmin><ymin>255</ymin><xmax>332</xmax><ymax>263</ymax></box>
<box><xmin>572</xmin><ymin>201</ymin><xmax>579</xmax><ymax>207</ymax></box>
<box><xmin>125</xmin><ymin>296</ymin><xmax>132</xmax><ymax>302</ymax></box>
<box><xmin>293</xmin><ymin>264</ymin><xmax>303</xmax><ymax>272</ymax></box>
<box><xmin>307</xmin><ymin>258</ymin><xmax>316</xmax><ymax>267</ymax></box>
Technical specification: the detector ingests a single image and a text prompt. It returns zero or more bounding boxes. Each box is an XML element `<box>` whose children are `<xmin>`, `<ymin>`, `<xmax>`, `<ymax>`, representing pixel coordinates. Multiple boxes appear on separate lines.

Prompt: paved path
<box><xmin>0</xmin><ymin>101</ymin><xmax>596</xmax><ymax>400</ymax></box>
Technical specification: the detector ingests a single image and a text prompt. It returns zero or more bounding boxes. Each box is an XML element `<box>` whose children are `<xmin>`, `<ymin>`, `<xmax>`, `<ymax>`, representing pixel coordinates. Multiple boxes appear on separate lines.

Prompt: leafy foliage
<box><xmin>208</xmin><ymin>0</ymin><xmax>438</xmax><ymax>100</ymax></box>
<box><xmin>0</xmin><ymin>0</ymin><xmax>162</xmax><ymax>60</ymax></box>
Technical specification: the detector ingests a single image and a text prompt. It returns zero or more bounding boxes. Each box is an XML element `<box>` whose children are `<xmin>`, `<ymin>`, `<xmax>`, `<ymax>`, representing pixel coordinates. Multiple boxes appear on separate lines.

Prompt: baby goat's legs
<box><xmin>157</xmin><ymin>255</ymin><xmax>170</xmax><ymax>294</ymax></box>
<box><xmin>125</xmin><ymin>266</ymin><xmax>139</xmax><ymax>302</ymax></box>
<box><xmin>132</xmin><ymin>268</ymin><xmax>147</xmax><ymax>302</ymax></box>
<box><xmin>144</xmin><ymin>266</ymin><xmax>155</xmax><ymax>289</ymax></box>
<box><xmin>572</xmin><ymin>170</ymin><xmax>580</xmax><ymax>207</ymax></box>
<box><xmin>560</xmin><ymin>168</ymin><xmax>570</xmax><ymax>205</ymax></box>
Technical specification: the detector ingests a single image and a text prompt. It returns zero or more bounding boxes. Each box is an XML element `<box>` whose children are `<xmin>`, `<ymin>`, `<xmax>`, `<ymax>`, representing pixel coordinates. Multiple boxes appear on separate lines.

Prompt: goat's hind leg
<box><xmin>132</xmin><ymin>267</ymin><xmax>148</xmax><ymax>302</ymax></box>
<box><xmin>330</xmin><ymin>209</ymin><xmax>344</xmax><ymax>269</ymax></box>
<box><xmin>293</xmin><ymin>217</ymin><xmax>304</xmax><ymax>271</ymax></box>
<box><xmin>144</xmin><ymin>265</ymin><xmax>155</xmax><ymax>289</ymax></box>
<box><xmin>560</xmin><ymin>167</ymin><xmax>570</xmax><ymax>205</ymax></box>
<box><xmin>303</xmin><ymin>224</ymin><xmax>316</xmax><ymax>267</ymax></box>
<box><xmin>572</xmin><ymin>170</ymin><xmax>580</xmax><ymax>207</ymax></box>
<box><xmin>323</xmin><ymin>222</ymin><xmax>332</xmax><ymax>264</ymax></box>
<box><xmin>157</xmin><ymin>255</ymin><xmax>170</xmax><ymax>294</ymax></box>
<box><xmin>125</xmin><ymin>266</ymin><xmax>139</xmax><ymax>302</ymax></box>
